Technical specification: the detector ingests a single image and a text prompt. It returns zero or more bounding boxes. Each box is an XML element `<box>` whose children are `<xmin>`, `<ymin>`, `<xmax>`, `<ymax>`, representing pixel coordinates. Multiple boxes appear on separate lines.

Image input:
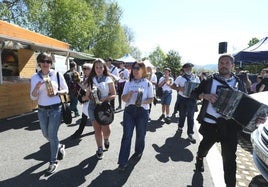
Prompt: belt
<box><xmin>38</xmin><ymin>103</ymin><xmax>61</xmax><ymax>109</ymax></box>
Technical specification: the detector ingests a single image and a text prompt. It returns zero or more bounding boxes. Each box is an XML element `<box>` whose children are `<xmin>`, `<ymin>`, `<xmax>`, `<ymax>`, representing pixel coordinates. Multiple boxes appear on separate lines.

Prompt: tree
<box><xmin>148</xmin><ymin>46</ymin><xmax>166</xmax><ymax>69</ymax></box>
<box><xmin>248</xmin><ymin>37</ymin><xmax>259</xmax><ymax>47</ymax></box>
<box><xmin>91</xmin><ymin>2</ymin><xmax>130</xmax><ymax>58</ymax></box>
<box><xmin>164</xmin><ymin>50</ymin><xmax>182</xmax><ymax>77</ymax></box>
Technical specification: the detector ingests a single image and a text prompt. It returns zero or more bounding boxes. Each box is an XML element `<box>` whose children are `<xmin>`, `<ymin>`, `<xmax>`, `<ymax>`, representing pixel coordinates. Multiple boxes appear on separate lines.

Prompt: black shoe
<box><xmin>96</xmin><ymin>147</ymin><xmax>103</xmax><ymax>160</ymax></box>
<box><xmin>164</xmin><ymin>117</ymin><xmax>171</xmax><ymax>124</ymax></box>
<box><xmin>104</xmin><ymin>140</ymin><xmax>110</xmax><ymax>150</ymax></box>
<box><xmin>187</xmin><ymin>134</ymin><xmax>196</xmax><ymax>144</ymax></box>
<box><xmin>71</xmin><ymin>130</ymin><xmax>82</xmax><ymax>139</ymax></box>
<box><xmin>118</xmin><ymin>163</ymin><xmax>128</xmax><ymax>172</ymax></box>
<box><xmin>158</xmin><ymin>114</ymin><xmax>165</xmax><ymax>120</ymax></box>
<box><xmin>57</xmin><ymin>144</ymin><xmax>65</xmax><ymax>160</ymax></box>
<box><xmin>195</xmin><ymin>157</ymin><xmax>204</xmax><ymax>172</ymax></box>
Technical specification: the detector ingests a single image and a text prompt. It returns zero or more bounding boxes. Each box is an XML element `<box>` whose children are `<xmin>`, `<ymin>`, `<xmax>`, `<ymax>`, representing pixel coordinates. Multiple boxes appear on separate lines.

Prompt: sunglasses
<box><xmin>132</xmin><ymin>66</ymin><xmax>141</xmax><ymax>70</ymax></box>
<box><xmin>40</xmin><ymin>60</ymin><xmax>52</xmax><ymax>64</ymax></box>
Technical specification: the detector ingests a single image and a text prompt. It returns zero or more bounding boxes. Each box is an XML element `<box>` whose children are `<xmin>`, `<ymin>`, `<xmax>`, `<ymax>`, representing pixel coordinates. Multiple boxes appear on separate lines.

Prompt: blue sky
<box><xmin>116</xmin><ymin>0</ymin><xmax>268</xmax><ymax>65</ymax></box>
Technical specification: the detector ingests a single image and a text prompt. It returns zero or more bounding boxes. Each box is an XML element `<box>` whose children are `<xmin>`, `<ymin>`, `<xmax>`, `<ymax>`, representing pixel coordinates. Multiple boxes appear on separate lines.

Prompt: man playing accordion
<box><xmin>191</xmin><ymin>54</ymin><xmax>266</xmax><ymax>187</ymax></box>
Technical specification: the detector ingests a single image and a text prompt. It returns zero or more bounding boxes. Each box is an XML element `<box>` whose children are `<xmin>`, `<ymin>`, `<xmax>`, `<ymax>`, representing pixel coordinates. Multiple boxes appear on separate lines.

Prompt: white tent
<box><xmin>116</xmin><ymin>53</ymin><xmax>136</xmax><ymax>63</ymax></box>
<box><xmin>143</xmin><ymin>59</ymin><xmax>155</xmax><ymax>68</ymax></box>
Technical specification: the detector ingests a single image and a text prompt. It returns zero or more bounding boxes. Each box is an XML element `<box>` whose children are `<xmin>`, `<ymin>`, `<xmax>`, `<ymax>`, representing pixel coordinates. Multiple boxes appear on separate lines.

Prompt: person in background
<box><xmin>155</xmin><ymin>67</ymin><xmax>163</xmax><ymax>98</ymax></box>
<box><xmin>30</xmin><ymin>52</ymin><xmax>68</xmax><ymax>174</ymax></box>
<box><xmin>251</xmin><ymin>75</ymin><xmax>262</xmax><ymax>93</ymax></box>
<box><xmin>175</xmin><ymin>63</ymin><xmax>200</xmax><ymax>143</ymax></box>
<box><xmin>117</xmin><ymin>61</ymin><xmax>153</xmax><ymax>171</ymax></box>
<box><xmin>64</xmin><ymin>61</ymin><xmax>81</xmax><ymax>117</ymax></box>
<box><xmin>191</xmin><ymin>54</ymin><xmax>266</xmax><ymax>187</ymax></box>
<box><xmin>257</xmin><ymin>68</ymin><xmax>268</xmax><ymax>92</ymax></box>
<box><xmin>158</xmin><ymin>68</ymin><xmax>174</xmax><ymax>124</ymax></box>
<box><xmin>171</xmin><ymin>68</ymin><xmax>184</xmax><ymax>117</ymax></box>
<box><xmin>105</xmin><ymin>58</ymin><xmax>119</xmax><ymax>111</ymax></box>
<box><xmin>146</xmin><ymin>66</ymin><xmax>157</xmax><ymax>120</ymax></box>
<box><xmin>237</xmin><ymin>70</ymin><xmax>252</xmax><ymax>93</ymax></box>
<box><xmin>71</xmin><ymin>63</ymin><xmax>92</xmax><ymax>139</ymax></box>
<box><xmin>116</xmin><ymin>61</ymin><xmax>129</xmax><ymax>110</ymax></box>
<box><xmin>85</xmin><ymin>58</ymin><xmax>116</xmax><ymax>159</ymax></box>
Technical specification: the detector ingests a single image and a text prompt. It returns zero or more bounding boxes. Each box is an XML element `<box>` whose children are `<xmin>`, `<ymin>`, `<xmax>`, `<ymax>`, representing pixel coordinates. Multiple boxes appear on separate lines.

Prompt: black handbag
<box><xmin>57</xmin><ymin>72</ymin><xmax>72</xmax><ymax>124</ymax></box>
<box><xmin>94</xmin><ymin>101</ymin><xmax>114</xmax><ymax>125</ymax></box>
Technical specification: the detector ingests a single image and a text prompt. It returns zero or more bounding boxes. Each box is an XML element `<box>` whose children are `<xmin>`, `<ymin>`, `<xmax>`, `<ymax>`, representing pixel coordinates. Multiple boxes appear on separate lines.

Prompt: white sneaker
<box><xmin>47</xmin><ymin>162</ymin><xmax>58</xmax><ymax>174</ymax></box>
<box><xmin>57</xmin><ymin>144</ymin><xmax>65</xmax><ymax>160</ymax></box>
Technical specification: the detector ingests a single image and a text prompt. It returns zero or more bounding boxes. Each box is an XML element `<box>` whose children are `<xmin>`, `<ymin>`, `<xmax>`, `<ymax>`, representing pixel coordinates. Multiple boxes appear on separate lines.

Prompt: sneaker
<box><xmin>195</xmin><ymin>157</ymin><xmax>204</xmax><ymax>172</ymax></box>
<box><xmin>104</xmin><ymin>140</ymin><xmax>110</xmax><ymax>150</ymax></box>
<box><xmin>96</xmin><ymin>147</ymin><xmax>103</xmax><ymax>159</ymax></box>
<box><xmin>187</xmin><ymin>134</ymin><xmax>196</xmax><ymax>144</ymax></box>
<box><xmin>57</xmin><ymin>144</ymin><xmax>65</xmax><ymax>160</ymax></box>
<box><xmin>164</xmin><ymin>117</ymin><xmax>171</xmax><ymax>124</ymax></box>
<box><xmin>117</xmin><ymin>163</ymin><xmax>128</xmax><ymax>172</ymax></box>
<box><xmin>158</xmin><ymin>114</ymin><xmax>165</xmax><ymax>120</ymax></box>
<box><xmin>47</xmin><ymin>162</ymin><xmax>58</xmax><ymax>174</ymax></box>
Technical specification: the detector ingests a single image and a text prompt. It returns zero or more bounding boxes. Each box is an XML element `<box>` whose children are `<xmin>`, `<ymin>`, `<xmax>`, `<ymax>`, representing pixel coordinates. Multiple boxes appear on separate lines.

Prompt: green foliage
<box><xmin>163</xmin><ymin>50</ymin><xmax>182</xmax><ymax>77</ymax></box>
<box><xmin>148</xmin><ymin>46</ymin><xmax>166</xmax><ymax>69</ymax></box>
<box><xmin>248</xmin><ymin>37</ymin><xmax>259</xmax><ymax>47</ymax></box>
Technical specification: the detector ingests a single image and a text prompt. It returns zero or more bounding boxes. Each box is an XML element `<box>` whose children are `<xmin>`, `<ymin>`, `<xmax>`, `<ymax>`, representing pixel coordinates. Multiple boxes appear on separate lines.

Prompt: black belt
<box><xmin>38</xmin><ymin>103</ymin><xmax>61</xmax><ymax>109</ymax></box>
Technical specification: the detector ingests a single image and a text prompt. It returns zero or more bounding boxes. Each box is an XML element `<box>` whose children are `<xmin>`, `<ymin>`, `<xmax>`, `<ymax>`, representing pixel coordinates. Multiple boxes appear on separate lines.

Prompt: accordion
<box><xmin>213</xmin><ymin>88</ymin><xmax>268</xmax><ymax>131</ymax></box>
<box><xmin>183</xmin><ymin>82</ymin><xmax>199</xmax><ymax>97</ymax></box>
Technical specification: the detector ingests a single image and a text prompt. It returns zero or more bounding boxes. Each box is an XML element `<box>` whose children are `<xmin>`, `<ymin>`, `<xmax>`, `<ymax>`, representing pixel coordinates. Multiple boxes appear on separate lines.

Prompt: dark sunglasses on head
<box><xmin>40</xmin><ymin>60</ymin><xmax>52</xmax><ymax>64</ymax></box>
<box><xmin>132</xmin><ymin>66</ymin><xmax>141</xmax><ymax>70</ymax></box>
<box><xmin>82</xmin><ymin>67</ymin><xmax>90</xmax><ymax>70</ymax></box>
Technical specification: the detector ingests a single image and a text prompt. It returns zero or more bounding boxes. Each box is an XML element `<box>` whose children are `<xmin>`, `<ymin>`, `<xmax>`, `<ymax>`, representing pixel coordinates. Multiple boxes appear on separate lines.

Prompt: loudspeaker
<box><xmin>218</xmin><ymin>42</ymin><xmax>227</xmax><ymax>54</ymax></box>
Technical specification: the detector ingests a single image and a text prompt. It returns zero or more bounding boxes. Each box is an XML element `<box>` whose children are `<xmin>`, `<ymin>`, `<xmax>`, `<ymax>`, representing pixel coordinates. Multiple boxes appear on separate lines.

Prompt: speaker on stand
<box><xmin>218</xmin><ymin>42</ymin><xmax>227</xmax><ymax>54</ymax></box>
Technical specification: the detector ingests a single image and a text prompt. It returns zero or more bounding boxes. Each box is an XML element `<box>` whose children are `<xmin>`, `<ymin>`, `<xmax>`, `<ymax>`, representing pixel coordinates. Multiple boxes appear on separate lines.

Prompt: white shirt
<box><xmin>123</xmin><ymin>78</ymin><xmax>154</xmax><ymax>110</ymax></box>
<box><xmin>118</xmin><ymin>68</ymin><xmax>129</xmax><ymax>83</ymax></box>
<box><xmin>158</xmin><ymin>76</ymin><xmax>174</xmax><ymax>92</ymax></box>
<box><xmin>93</xmin><ymin>76</ymin><xmax>113</xmax><ymax>99</ymax></box>
<box><xmin>30</xmin><ymin>70</ymin><xmax>68</xmax><ymax>105</ymax></box>
<box><xmin>175</xmin><ymin>74</ymin><xmax>200</xmax><ymax>98</ymax></box>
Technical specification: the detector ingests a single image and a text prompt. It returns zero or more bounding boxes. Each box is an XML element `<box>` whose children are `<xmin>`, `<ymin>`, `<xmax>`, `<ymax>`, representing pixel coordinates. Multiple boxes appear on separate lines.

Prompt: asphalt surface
<box><xmin>0</xmin><ymin>92</ymin><xmax>266</xmax><ymax>187</ymax></box>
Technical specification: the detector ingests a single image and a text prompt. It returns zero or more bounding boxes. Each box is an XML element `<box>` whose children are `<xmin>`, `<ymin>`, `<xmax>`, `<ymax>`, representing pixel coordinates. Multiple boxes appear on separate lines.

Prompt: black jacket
<box><xmin>191</xmin><ymin>73</ymin><xmax>247</xmax><ymax>124</ymax></box>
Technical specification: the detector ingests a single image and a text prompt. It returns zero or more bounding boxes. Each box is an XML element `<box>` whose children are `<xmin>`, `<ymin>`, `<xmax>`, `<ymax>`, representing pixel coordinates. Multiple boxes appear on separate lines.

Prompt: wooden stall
<box><xmin>0</xmin><ymin>21</ymin><xmax>70</xmax><ymax>119</ymax></box>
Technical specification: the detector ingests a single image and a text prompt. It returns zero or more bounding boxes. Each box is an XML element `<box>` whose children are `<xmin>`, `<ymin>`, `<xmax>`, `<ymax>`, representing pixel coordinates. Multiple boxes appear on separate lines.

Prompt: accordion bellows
<box><xmin>213</xmin><ymin>88</ymin><xmax>268</xmax><ymax>132</ymax></box>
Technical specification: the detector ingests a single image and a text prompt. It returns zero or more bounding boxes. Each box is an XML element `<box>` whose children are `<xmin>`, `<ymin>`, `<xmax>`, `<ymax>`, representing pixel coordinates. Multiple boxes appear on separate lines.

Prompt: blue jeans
<box><xmin>38</xmin><ymin>106</ymin><xmax>62</xmax><ymax>163</ymax></box>
<box><xmin>118</xmin><ymin>105</ymin><xmax>149</xmax><ymax>165</ymax></box>
<box><xmin>178</xmin><ymin>95</ymin><xmax>197</xmax><ymax>135</ymax></box>
<box><xmin>70</xmin><ymin>95</ymin><xmax>79</xmax><ymax>114</ymax></box>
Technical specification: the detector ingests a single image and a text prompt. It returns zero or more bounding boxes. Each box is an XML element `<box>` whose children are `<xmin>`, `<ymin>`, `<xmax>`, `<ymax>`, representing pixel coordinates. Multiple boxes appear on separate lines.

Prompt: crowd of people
<box><xmin>30</xmin><ymin>53</ymin><xmax>267</xmax><ymax>186</ymax></box>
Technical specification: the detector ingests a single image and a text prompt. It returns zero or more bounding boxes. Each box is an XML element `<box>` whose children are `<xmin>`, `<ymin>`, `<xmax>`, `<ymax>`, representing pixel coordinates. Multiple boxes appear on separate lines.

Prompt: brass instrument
<box><xmin>43</xmin><ymin>74</ymin><xmax>54</xmax><ymax>97</ymax></box>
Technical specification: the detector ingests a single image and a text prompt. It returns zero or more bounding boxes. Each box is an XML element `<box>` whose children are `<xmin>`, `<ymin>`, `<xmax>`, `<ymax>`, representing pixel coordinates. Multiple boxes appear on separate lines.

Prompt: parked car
<box><xmin>250</xmin><ymin>91</ymin><xmax>268</xmax><ymax>181</ymax></box>
<box><xmin>251</xmin><ymin>120</ymin><xmax>268</xmax><ymax>181</ymax></box>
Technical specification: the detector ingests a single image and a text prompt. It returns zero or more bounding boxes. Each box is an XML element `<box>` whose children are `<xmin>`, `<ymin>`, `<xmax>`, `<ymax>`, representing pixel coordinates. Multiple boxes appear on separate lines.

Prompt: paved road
<box><xmin>0</xmin><ymin>92</ymin><xmax>267</xmax><ymax>187</ymax></box>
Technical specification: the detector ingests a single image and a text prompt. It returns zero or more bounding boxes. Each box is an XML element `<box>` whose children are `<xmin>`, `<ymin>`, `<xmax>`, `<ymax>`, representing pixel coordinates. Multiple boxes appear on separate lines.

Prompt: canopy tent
<box><xmin>234</xmin><ymin>37</ymin><xmax>268</xmax><ymax>65</ymax></box>
<box><xmin>143</xmin><ymin>59</ymin><xmax>155</xmax><ymax>68</ymax></box>
<box><xmin>115</xmin><ymin>53</ymin><xmax>136</xmax><ymax>63</ymax></box>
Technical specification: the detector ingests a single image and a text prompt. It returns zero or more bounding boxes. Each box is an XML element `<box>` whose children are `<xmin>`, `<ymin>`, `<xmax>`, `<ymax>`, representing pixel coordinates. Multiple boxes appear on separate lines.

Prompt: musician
<box><xmin>84</xmin><ymin>58</ymin><xmax>116</xmax><ymax>159</ymax></box>
<box><xmin>190</xmin><ymin>54</ymin><xmax>265</xmax><ymax>187</ymax></box>
<box><xmin>158</xmin><ymin>68</ymin><xmax>174</xmax><ymax>124</ymax></box>
<box><xmin>174</xmin><ymin>63</ymin><xmax>200</xmax><ymax>143</ymax></box>
<box><xmin>71</xmin><ymin>63</ymin><xmax>92</xmax><ymax>139</ymax></box>
<box><xmin>146</xmin><ymin>66</ymin><xmax>157</xmax><ymax>120</ymax></box>
<box><xmin>30</xmin><ymin>53</ymin><xmax>68</xmax><ymax>174</ymax></box>
<box><xmin>117</xmin><ymin>61</ymin><xmax>153</xmax><ymax>171</ymax></box>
